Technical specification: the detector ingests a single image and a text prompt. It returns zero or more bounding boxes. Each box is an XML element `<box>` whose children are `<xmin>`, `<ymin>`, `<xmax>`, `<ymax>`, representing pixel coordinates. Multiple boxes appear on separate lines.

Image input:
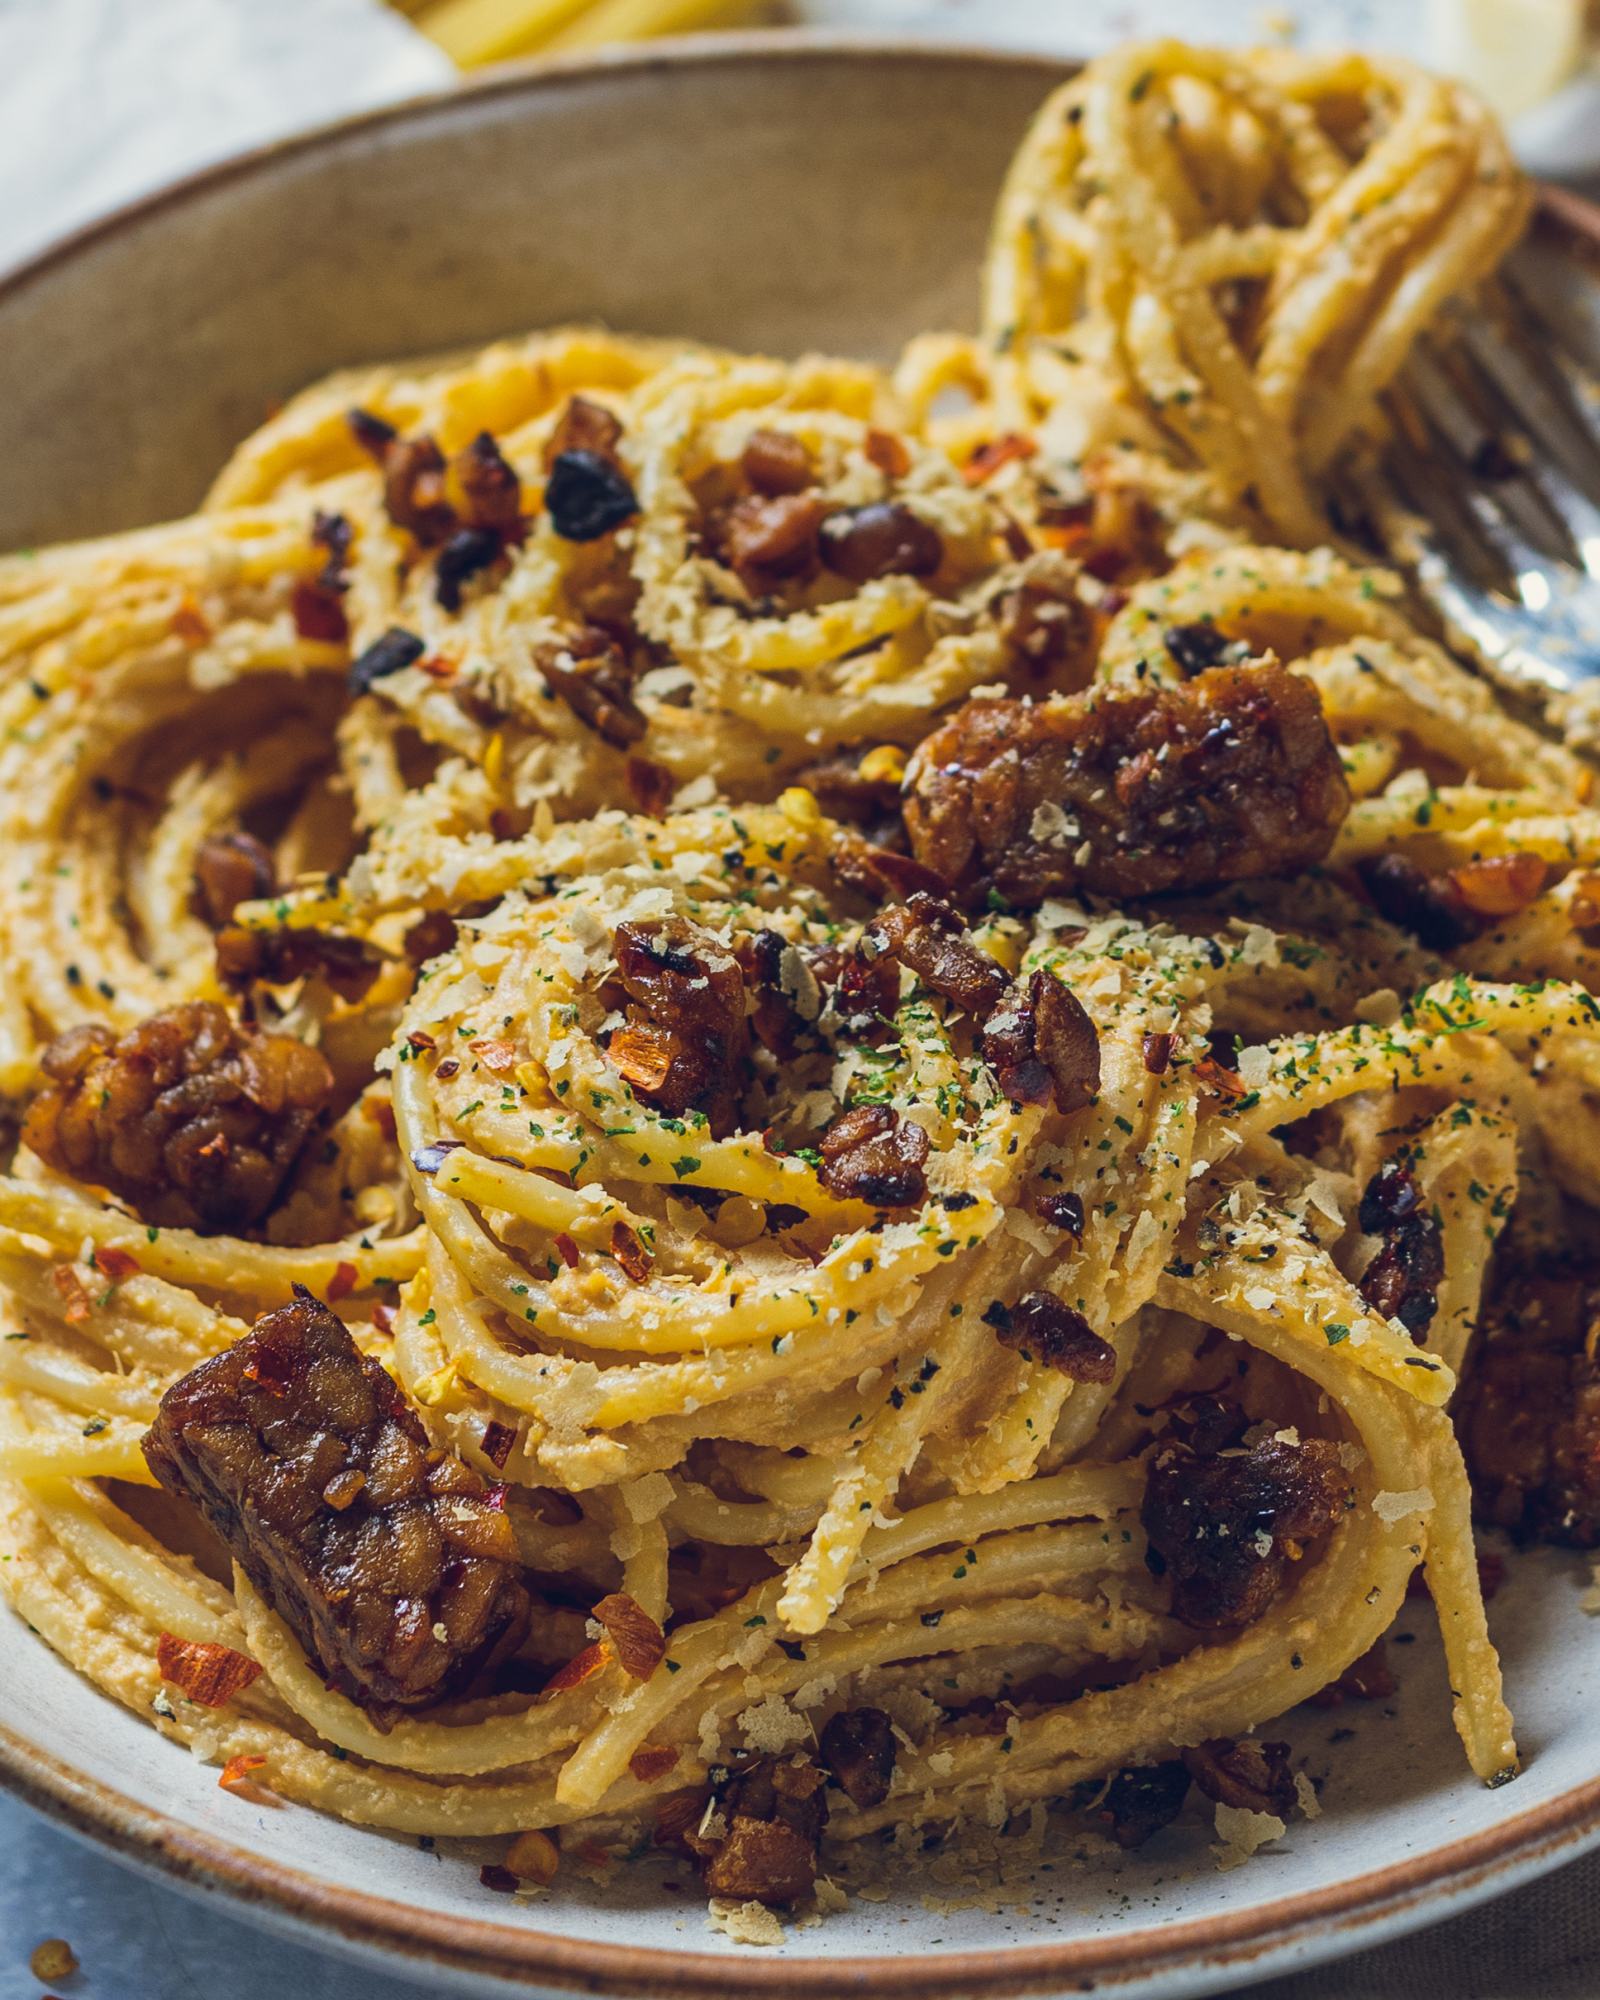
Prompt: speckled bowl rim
<box><xmin>4</xmin><ymin>29</ymin><xmax>1600</xmax><ymax>1997</ymax></box>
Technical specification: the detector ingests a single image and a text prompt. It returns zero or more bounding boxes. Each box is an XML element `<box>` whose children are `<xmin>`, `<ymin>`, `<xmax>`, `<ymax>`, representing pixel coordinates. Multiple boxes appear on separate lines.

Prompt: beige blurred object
<box><xmin>409</xmin><ymin>0</ymin><xmax>762</xmax><ymax>64</ymax></box>
<box><xmin>1427</xmin><ymin>0</ymin><xmax>1595</xmax><ymax>119</ymax></box>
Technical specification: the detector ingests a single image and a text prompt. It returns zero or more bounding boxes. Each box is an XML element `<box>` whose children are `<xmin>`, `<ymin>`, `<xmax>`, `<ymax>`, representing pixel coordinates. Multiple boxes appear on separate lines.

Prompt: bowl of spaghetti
<box><xmin>3</xmin><ymin>31</ymin><xmax>1600</xmax><ymax>2000</ymax></box>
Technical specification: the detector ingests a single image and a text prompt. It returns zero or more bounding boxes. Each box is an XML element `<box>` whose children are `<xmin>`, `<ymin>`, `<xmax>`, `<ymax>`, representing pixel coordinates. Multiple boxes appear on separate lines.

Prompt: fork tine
<box><xmin>1354</xmin><ymin>455</ymin><xmax>1590</xmax><ymax>698</ymax></box>
<box><xmin>1454</xmin><ymin>279</ymin><xmax>1600</xmax><ymax>509</ymax></box>
<box><xmin>1405</xmin><ymin>344</ymin><xmax>1586</xmax><ymax>573</ymax></box>
<box><xmin>1366</xmin><ymin>228</ymin><xmax>1600</xmax><ymax>709</ymax></box>
<box><xmin>1449</xmin><ymin>301</ymin><xmax>1600</xmax><ymax>586</ymax></box>
<box><xmin>1378</xmin><ymin>396</ymin><xmax>1521</xmax><ymax>599</ymax></box>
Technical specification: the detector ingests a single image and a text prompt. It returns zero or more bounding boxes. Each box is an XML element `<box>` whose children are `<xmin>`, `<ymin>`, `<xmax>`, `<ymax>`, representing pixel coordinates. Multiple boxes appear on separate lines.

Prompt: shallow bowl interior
<box><xmin>0</xmin><ymin>35</ymin><xmax>1063</xmax><ymax>549</ymax></box>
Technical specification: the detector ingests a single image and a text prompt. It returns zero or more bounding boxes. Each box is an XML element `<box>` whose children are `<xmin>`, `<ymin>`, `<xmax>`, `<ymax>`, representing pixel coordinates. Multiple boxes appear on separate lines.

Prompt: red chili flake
<box><xmin>554</xmin><ymin>1233</ymin><xmax>581</xmax><ymax>1270</ymax></box>
<box><xmin>1449</xmin><ymin>852</ymin><xmax>1549</xmax><ymax>919</ymax></box>
<box><xmin>593</xmin><ymin>1592</ymin><xmax>666</xmax><ymax>1680</ymax></box>
<box><xmin>1569</xmin><ymin>871</ymin><xmax>1600</xmax><ymax>930</ymax></box>
<box><xmin>290</xmin><ymin>577</ymin><xmax>349</xmax><ymax>643</ymax></box>
<box><xmin>607</xmin><ymin>1026</ymin><xmax>673</xmax><ymax>1095</ymax></box>
<box><xmin>484</xmin><ymin>1481</ymin><xmax>509</xmax><ymax>1512</ymax></box>
<box><xmin>170</xmin><ymin>596</ymin><xmax>213</xmax><ymax>645</ymax></box>
<box><xmin>961</xmin><ymin>433</ymin><xmax>1036</xmax><ymax>485</ymax></box>
<box><xmin>629</xmin><ymin>1743</ymin><xmax>681</xmax><ymax>1784</ymax></box>
<box><xmin>157</xmin><ymin>1632</ymin><xmax>264</xmax><ymax>1708</ymax></box>
<box><xmin>468</xmin><ymin>1037</ymin><xmax>519</xmax><ymax>1073</ymax></box>
<box><xmin>573</xmin><ymin>1840</ymin><xmax>612</xmax><ymax>1869</ymax></box>
<box><xmin>325</xmin><ymin>1261</ymin><xmax>358</xmax><ymax>1302</ymax></box>
<box><xmin>542</xmin><ymin>1641</ymin><xmax>608</xmax><ymax>1696</ymax></box>
<box><xmin>479</xmin><ymin>1863</ymin><xmax>520</xmax><ymax>1893</ymax></box>
<box><xmin>217</xmin><ymin>1752</ymin><xmax>273</xmax><ymax>1799</ymax></box>
<box><xmin>371</xmin><ymin>1301</ymin><xmax>397</xmax><ymax>1335</ymax></box>
<box><xmin>1141</xmin><ymin>1032</ymin><xmax>1174</xmax><ymax>1075</ymax></box>
<box><xmin>94</xmin><ymin>1245</ymin><xmax>141</xmax><ymax>1282</ymax></box>
<box><xmin>241</xmin><ymin>1342</ymin><xmax>293</xmax><ymax>1394</ymax></box>
<box><xmin>864</xmin><ymin>428</ymin><xmax>911</xmax><ymax>479</ymax></box>
<box><xmin>435</xmin><ymin>1059</ymin><xmax>460</xmax><ymax>1080</ymax></box>
<box><xmin>610</xmin><ymin>1221</ymin><xmax>651</xmax><ymax>1283</ymax></box>
<box><xmin>626</xmin><ymin>757</ymin><xmax>676</xmax><ymax>817</ymax></box>
<box><xmin>51</xmin><ymin>1265</ymin><xmax>92</xmax><ymax>1323</ymax></box>
<box><xmin>1193</xmin><ymin>1056</ymin><xmax>1246</xmax><ymax>1100</ymax></box>
<box><xmin>419</xmin><ymin>654</ymin><xmax>458</xmax><ymax>680</ymax></box>
<box><xmin>481</xmin><ymin>1419</ymin><xmax>517</xmax><ymax>1469</ymax></box>
<box><xmin>407</xmin><ymin>1030</ymin><xmax>437</xmax><ymax>1052</ymax></box>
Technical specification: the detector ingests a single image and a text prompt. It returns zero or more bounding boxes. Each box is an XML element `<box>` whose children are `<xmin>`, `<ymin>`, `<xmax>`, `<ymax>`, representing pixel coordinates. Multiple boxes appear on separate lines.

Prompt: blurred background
<box><xmin>2</xmin><ymin>0</ymin><xmax>1597</xmax><ymax>275</ymax></box>
<box><xmin>2</xmin><ymin>0</ymin><xmax>1599</xmax><ymax>1996</ymax></box>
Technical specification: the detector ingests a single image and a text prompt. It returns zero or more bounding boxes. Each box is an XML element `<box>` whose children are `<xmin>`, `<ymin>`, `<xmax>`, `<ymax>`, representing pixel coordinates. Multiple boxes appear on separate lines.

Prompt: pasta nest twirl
<box><xmin>957</xmin><ymin>43</ymin><xmax>1527</xmax><ymax>544</ymax></box>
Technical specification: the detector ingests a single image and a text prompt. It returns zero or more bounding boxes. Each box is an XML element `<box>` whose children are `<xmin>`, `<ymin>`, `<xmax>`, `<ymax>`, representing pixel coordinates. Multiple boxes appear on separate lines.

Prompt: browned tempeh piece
<box><xmin>904</xmin><ymin>663</ymin><xmax>1349</xmax><ymax>905</ymax></box>
<box><xmin>143</xmin><ymin>1288</ymin><xmax>529</xmax><ymax>1715</ymax></box>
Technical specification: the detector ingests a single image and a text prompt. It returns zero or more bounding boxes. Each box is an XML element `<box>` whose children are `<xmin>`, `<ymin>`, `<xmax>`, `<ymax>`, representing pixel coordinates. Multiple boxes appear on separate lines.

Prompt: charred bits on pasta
<box><xmin>983</xmin><ymin>1293</ymin><xmax>1116</xmax><ymax>1381</ymax></box>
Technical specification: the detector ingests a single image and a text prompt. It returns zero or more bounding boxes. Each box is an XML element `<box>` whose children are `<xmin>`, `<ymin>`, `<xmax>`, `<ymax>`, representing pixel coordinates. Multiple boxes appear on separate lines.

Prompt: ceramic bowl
<box><xmin>3</xmin><ymin>33</ymin><xmax>1600</xmax><ymax>2000</ymax></box>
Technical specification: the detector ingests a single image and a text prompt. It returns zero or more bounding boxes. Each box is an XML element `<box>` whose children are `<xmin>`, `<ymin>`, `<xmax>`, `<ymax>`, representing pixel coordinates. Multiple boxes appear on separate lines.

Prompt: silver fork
<box><xmin>1338</xmin><ymin>191</ymin><xmax>1600</xmax><ymax>727</ymax></box>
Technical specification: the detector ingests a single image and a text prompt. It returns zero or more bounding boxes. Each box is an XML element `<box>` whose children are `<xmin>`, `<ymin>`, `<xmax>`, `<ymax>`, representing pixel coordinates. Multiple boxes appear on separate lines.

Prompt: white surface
<box><xmin>2</xmin><ymin>0</ymin><xmax>1596</xmax><ymax>282</ymax></box>
<box><xmin>0</xmin><ymin>0</ymin><xmax>452</xmax><ymax>272</ymax></box>
<box><xmin>3</xmin><ymin>4</ymin><xmax>1600</xmax><ymax>1998</ymax></box>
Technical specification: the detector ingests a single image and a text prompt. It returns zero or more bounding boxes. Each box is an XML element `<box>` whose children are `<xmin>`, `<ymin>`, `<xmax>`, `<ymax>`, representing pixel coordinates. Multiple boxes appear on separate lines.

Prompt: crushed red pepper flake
<box><xmin>94</xmin><ymin>1245</ymin><xmax>141</xmax><ymax>1282</ymax></box>
<box><xmin>629</xmin><ymin>1744</ymin><xmax>681</xmax><ymax>1785</ymax></box>
<box><xmin>593</xmin><ymin>1592</ymin><xmax>667</xmax><ymax>1680</ymax></box>
<box><xmin>543</xmin><ymin>1641</ymin><xmax>608</xmax><ymax>1696</ymax></box>
<box><xmin>481</xmin><ymin>1419</ymin><xmax>517</xmax><ymax>1469</ymax></box>
<box><xmin>554</xmin><ymin>1233</ymin><xmax>581</xmax><ymax>1269</ymax></box>
<box><xmin>1450</xmin><ymin>852</ymin><xmax>1548</xmax><ymax>918</ymax></box>
<box><xmin>610</xmin><ymin>1221</ymin><xmax>651</xmax><ymax>1283</ymax></box>
<box><xmin>325</xmin><ymin>1260</ymin><xmax>358</xmax><ymax>1303</ymax></box>
<box><xmin>51</xmin><ymin>1264</ymin><xmax>92</xmax><ymax>1322</ymax></box>
<box><xmin>863</xmin><ymin>428</ymin><xmax>911</xmax><ymax>479</ymax></box>
<box><xmin>157</xmin><ymin>1632</ymin><xmax>264</xmax><ymax>1708</ymax></box>
<box><xmin>170</xmin><ymin>596</ymin><xmax>213</xmax><ymax>645</ymax></box>
<box><xmin>1193</xmin><ymin>1056</ymin><xmax>1246</xmax><ymax>1100</ymax></box>
<box><xmin>217</xmin><ymin>1752</ymin><xmax>273</xmax><ymax>1799</ymax></box>
<box><xmin>961</xmin><ymin>433</ymin><xmax>1036</xmax><ymax>484</ymax></box>
<box><xmin>468</xmin><ymin>1037</ymin><xmax>519</xmax><ymax>1072</ymax></box>
<box><xmin>626</xmin><ymin>756</ymin><xmax>676</xmax><ymax>817</ymax></box>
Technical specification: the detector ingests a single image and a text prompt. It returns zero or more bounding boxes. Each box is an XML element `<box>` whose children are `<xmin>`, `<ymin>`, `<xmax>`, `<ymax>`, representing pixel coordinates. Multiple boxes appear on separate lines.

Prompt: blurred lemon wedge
<box><xmin>1428</xmin><ymin>0</ymin><xmax>1590</xmax><ymax>120</ymax></box>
